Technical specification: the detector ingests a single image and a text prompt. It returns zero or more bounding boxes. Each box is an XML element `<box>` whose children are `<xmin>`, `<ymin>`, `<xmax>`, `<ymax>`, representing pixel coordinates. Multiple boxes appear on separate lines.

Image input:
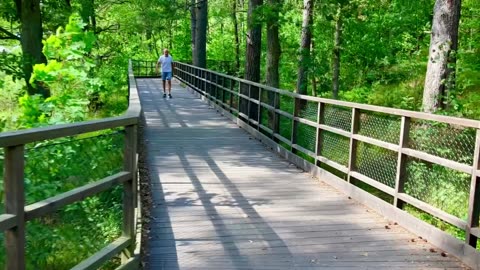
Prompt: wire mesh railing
<box><xmin>172</xmin><ymin>61</ymin><xmax>480</xmax><ymax>253</ymax></box>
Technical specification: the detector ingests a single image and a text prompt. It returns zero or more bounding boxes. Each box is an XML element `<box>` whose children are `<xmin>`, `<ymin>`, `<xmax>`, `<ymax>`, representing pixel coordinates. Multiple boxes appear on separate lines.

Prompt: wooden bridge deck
<box><xmin>138</xmin><ymin>78</ymin><xmax>468</xmax><ymax>270</ymax></box>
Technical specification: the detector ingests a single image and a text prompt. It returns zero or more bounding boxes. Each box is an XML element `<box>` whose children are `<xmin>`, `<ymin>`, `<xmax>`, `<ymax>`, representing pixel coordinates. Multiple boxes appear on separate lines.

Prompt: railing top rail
<box><xmin>176</xmin><ymin>61</ymin><xmax>480</xmax><ymax>129</ymax></box>
<box><xmin>0</xmin><ymin>60</ymin><xmax>142</xmax><ymax>147</ymax></box>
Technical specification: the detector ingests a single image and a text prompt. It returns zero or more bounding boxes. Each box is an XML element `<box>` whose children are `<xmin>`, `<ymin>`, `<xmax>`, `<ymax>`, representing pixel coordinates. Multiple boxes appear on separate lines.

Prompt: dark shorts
<box><xmin>162</xmin><ymin>72</ymin><xmax>172</xmax><ymax>81</ymax></box>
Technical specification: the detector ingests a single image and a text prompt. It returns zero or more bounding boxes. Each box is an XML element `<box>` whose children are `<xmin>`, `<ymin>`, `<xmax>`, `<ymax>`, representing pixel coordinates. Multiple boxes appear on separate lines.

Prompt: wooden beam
<box><xmin>401</xmin><ymin>148</ymin><xmax>472</xmax><ymax>174</ymax></box>
<box><xmin>4</xmin><ymin>145</ymin><xmax>25</xmax><ymax>270</ymax></box>
<box><xmin>25</xmin><ymin>172</ymin><xmax>131</xmax><ymax>221</ymax></box>
<box><xmin>347</xmin><ymin>108</ymin><xmax>360</xmax><ymax>182</ymax></box>
<box><xmin>122</xmin><ymin>125</ymin><xmax>137</xmax><ymax>262</ymax></box>
<box><xmin>394</xmin><ymin>116</ymin><xmax>410</xmax><ymax>208</ymax></box>
<box><xmin>71</xmin><ymin>237</ymin><xmax>131</xmax><ymax>270</ymax></box>
<box><xmin>0</xmin><ymin>214</ymin><xmax>16</xmax><ymax>231</ymax></box>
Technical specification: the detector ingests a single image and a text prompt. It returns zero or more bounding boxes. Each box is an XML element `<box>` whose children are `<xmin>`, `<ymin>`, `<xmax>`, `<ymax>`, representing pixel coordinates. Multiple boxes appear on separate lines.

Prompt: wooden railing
<box><xmin>170</xmin><ymin>61</ymin><xmax>480</xmax><ymax>268</ymax></box>
<box><xmin>0</xmin><ymin>60</ymin><xmax>142</xmax><ymax>269</ymax></box>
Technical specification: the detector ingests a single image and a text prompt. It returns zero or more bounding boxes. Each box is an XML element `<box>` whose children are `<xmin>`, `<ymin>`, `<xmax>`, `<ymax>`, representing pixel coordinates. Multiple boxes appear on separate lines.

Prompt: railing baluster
<box><xmin>5</xmin><ymin>145</ymin><xmax>26</xmax><ymax>270</ymax></box>
<box><xmin>394</xmin><ymin>116</ymin><xmax>410</xmax><ymax>208</ymax></box>
<box><xmin>257</xmin><ymin>88</ymin><xmax>262</xmax><ymax>130</ymax></box>
<box><xmin>347</xmin><ymin>108</ymin><xmax>360</xmax><ymax>182</ymax></box>
<box><xmin>122</xmin><ymin>124</ymin><xmax>137</xmax><ymax>262</ymax></box>
<box><xmin>315</xmin><ymin>102</ymin><xmax>325</xmax><ymax>165</ymax></box>
<box><xmin>272</xmin><ymin>91</ymin><xmax>280</xmax><ymax>140</ymax></box>
<box><xmin>467</xmin><ymin>129</ymin><xmax>480</xmax><ymax>247</ymax></box>
<box><xmin>291</xmin><ymin>98</ymin><xmax>300</xmax><ymax>153</ymax></box>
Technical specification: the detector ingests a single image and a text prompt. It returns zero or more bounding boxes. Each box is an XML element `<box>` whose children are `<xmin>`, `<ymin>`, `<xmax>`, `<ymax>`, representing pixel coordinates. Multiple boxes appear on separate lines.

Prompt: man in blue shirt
<box><xmin>156</xmin><ymin>49</ymin><xmax>175</xmax><ymax>99</ymax></box>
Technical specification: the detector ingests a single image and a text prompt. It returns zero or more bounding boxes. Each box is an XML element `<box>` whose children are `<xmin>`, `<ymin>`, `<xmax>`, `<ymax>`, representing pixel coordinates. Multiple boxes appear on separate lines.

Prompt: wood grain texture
<box><xmin>139</xmin><ymin>78</ymin><xmax>470</xmax><ymax>270</ymax></box>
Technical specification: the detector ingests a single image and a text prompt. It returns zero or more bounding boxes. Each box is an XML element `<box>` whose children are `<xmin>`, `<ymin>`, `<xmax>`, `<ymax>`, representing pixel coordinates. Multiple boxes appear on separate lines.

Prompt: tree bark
<box><xmin>296</xmin><ymin>0</ymin><xmax>313</xmax><ymax>95</ymax></box>
<box><xmin>190</xmin><ymin>0</ymin><xmax>196</xmax><ymax>61</ymax></box>
<box><xmin>194</xmin><ymin>0</ymin><xmax>208</xmax><ymax>68</ymax></box>
<box><xmin>232</xmin><ymin>0</ymin><xmax>240</xmax><ymax>73</ymax></box>
<box><xmin>17</xmin><ymin>0</ymin><xmax>49</xmax><ymax>98</ymax></box>
<box><xmin>422</xmin><ymin>0</ymin><xmax>461</xmax><ymax>113</ymax></box>
<box><xmin>266</xmin><ymin>0</ymin><xmax>281</xmax><ymax>88</ymax></box>
<box><xmin>241</xmin><ymin>0</ymin><xmax>263</xmax><ymax>121</ymax></box>
<box><xmin>332</xmin><ymin>6</ymin><xmax>342</xmax><ymax>99</ymax></box>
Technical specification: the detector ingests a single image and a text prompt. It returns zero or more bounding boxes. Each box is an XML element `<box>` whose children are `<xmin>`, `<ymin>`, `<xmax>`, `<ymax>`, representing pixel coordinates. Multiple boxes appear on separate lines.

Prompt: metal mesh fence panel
<box><xmin>319</xmin><ymin>131</ymin><xmax>350</xmax><ymax>166</ymax></box>
<box><xmin>23</xmin><ymin>132</ymin><xmax>124</xmax><ymax>205</ymax></box>
<box><xmin>358</xmin><ymin>112</ymin><xmax>401</xmax><ymax>144</ymax></box>
<box><xmin>409</xmin><ymin>120</ymin><xmax>475</xmax><ymax>165</ymax></box>
<box><xmin>296</xmin><ymin>123</ymin><xmax>317</xmax><ymax>153</ymax></box>
<box><xmin>280</xmin><ymin>95</ymin><xmax>294</xmax><ymax>114</ymax></box>
<box><xmin>279</xmin><ymin>115</ymin><xmax>292</xmax><ymax>141</ymax></box>
<box><xmin>404</xmin><ymin>158</ymin><xmax>470</xmax><ymax>219</ymax></box>
<box><xmin>323</xmin><ymin>105</ymin><xmax>352</xmax><ymax>132</ymax></box>
<box><xmin>355</xmin><ymin>142</ymin><xmax>397</xmax><ymax>188</ymax></box>
<box><xmin>298</xmin><ymin>101</ymin><xmax>318</xmax><ymax>122</ymax></box>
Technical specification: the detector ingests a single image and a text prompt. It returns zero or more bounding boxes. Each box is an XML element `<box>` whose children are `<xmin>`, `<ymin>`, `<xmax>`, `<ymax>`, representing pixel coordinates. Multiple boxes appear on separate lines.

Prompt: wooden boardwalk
<box><xmin>138</xmin><ymin>78</ymin><xmax>468</xmax><ymax>270</ymax></box>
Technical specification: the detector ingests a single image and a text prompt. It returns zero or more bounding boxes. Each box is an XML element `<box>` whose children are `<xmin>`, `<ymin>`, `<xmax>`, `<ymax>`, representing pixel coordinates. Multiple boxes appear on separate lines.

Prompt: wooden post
<box><xmin>291</xmin><ymin>98</ymin><xmax>301</xmax><ymax>153</ymax></box>
<box><xmin>315</xmin><ymin>102</ymin><xmax>325</xmax><ymax>165</ymax></box>
<box><xmin>394</xmin><ymin>116</ymin><xmax>410</xmax><ymax>208</ymax></box>
<box><xmin>122</xmin><ymin>125</ymin><xmax>137</xmax><ymax>262</ymax></box>
<box><xmin>347</xmin><ymin>108</ymin><xmax>360</xmax><ymax>182</ymax></box>
<box><xmin>466</xmin><ymin>129</ymin><xmax>480</xmax><ymax>247</ymax></box>
<box><xmin>272</xmin><ymin>92</ymin><xmax>280</xmax><ymax>141</ymax></box>
<box><xmin>229</xmin><ymin>79</ymin><xmax>234</xmax><ymax>112</ymax></box>
<box><xmin>257</xmin><ymin>88</ymin><xmax>262</xmax><ymax>130</ymax></box>
<box><xmin>5</xmin><ymin>145</ymin><xmax>26</xmax><ymax>270</ymax></box>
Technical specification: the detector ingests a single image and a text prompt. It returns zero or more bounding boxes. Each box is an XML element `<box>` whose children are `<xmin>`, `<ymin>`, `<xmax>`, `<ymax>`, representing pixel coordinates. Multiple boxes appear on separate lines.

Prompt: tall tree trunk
<box><xmin>240</xmin><ymin>0</ymin><xmax>263</xmax><ymax>121</ymax></box>
<box><xmin>311</xmin><ymin>40</ymin><xmax>317</xmax><ymax>97</ymax></box>
<box><xmin>190</xmin><ymin>0</ymin><xmax>196</xmax><ymax>62</ymax></box>
<box><xmin>266</xmin><ymin>0</ymin><xmax>281</xmax><ymax>88</ymax></box>
<box><xmin>232</xmin><ymin>0</ymin><xmax>240</xmax><ymax>73</ymax></box>
<box><xmin>17</xmin><ymin>0</ymin><xmax>49</xmax><ymax>98</ymax></box>
<box><xmin>266</xmin><ymin>0</ymin><xmax>281</xmax><ymax>128</ymax></box>
<box><xmin>194</xmin><ymin>0</ymin><xmax>208</xmax><ymax>68</ymax></box>
<box><xmin>422</xmin><ymin>0</ymin><xmax>461</xmax><ymax>113</ymax></box>
<box><xmin>332</xmin><ymin>6</ymin><xmax>342</xmax><ymax>100</ymax></box>
<box><xmin>296</xmin><ymin>0</ymin><xmax>313</xmax><ymax>95</ymax></box>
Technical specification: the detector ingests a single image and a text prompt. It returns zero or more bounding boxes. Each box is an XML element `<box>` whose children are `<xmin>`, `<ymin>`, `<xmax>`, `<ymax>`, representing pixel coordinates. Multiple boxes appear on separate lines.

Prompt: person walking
<box><xmin>156</xmin><ymin>49</ymin><xmax>175</xmax><ymax>99</ymax></box>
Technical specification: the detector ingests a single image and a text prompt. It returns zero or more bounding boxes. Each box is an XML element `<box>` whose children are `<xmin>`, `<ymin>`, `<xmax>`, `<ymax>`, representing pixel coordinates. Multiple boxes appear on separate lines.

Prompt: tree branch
<box><xmin>0</xmin><ymin>27</ymin><xmax>20</xmax><ymax>41</ymax></box>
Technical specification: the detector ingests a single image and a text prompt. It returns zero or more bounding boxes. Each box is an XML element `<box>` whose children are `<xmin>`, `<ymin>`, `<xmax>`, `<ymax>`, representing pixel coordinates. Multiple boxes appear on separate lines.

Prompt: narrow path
<box><xmin>138</xmin><ymin>78</ymin><xmax>468</xmax><ymax>270</ymax></box>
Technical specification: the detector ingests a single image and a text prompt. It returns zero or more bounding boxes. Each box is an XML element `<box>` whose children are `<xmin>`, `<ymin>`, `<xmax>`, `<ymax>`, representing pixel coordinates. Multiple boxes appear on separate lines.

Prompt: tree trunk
<box><xmin>266</xmin><ymin>0</ymin><xmax>281</xmax><ymax>88</ymax></box>
<box><xmin>422</xmin><ymin>0</ymin><xmax>461</xmax><ymax>113</ymax></box>
<box><xmin>296</xmin><ymin>0</ymin><xmax>313</xmax><ymax>95</ymax></box>
<box><xmin>194</xmin><ymin>0</ymin><xmax>208</xmax><ymax>68</ymax></box>
<box><xmin>190</xmin><ymin>0</ymin><xmax>196</xmax><ymax>61</ymax></box>
<box><xmin>311</xmin><ymin>40</ymin><xmax>317</xmax><ymax>97</ymax></box>
<box><xmin>17</xmin><ymin>0</ymin><xmax>49</xmax><ymax>97</ymax></box>
<box><xmin>332</xmin><ymin>6</ymin><xmax>342</xmax><ymax>99</ymax></box>
<box><xmin>232</xmin><ymin>0</ymin><xmax>240</xmax><ymax>73</ymax></box>
<box><xmin>241</xmin><ymin>0</ymin><xmax>263</xmax><ymax>121</ymax></box>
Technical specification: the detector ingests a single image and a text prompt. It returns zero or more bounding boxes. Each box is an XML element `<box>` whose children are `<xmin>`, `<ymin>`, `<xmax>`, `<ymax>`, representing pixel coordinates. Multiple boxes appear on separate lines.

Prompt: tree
<box><xmin>232</xmin><ymin>0</ymin><xmax>240</xmax><ymax>72</ymax></box>
<box><xmin>266</xmin><ymin>0</ymin><xmax>281</xmax><ymax>89</ymax></box>
<box><xmin>296</xmin><ymin>0</ymin><xmax>313</xmax><ymax>95</ymax></box>
<box><xmin>194</xmin><ymin>0</ymin><xmax>207</xmax><ymax>68</ymax></box>
<box><xmin>190</xmin><ymin>0</ymin><xmax>196</xmax><ymax>60</ymax></box>
<box><xmin>16</xmin><ymin>0</ymin><xmax>49</xmax><ymax>98</ymax></box>
<box><xmin>422</xmin><ymin>0</ymin><xmax>462</xmax><ymax>113</ymax></box>
<box><xmin>332</xmin><ymin>4</ymin><xmax>342</xmax><ymax>99</ymax></box>
<box><xmin>241</xmin><ymin>0</ymin><xmax>263</xmax><ymax>120</ymax></box>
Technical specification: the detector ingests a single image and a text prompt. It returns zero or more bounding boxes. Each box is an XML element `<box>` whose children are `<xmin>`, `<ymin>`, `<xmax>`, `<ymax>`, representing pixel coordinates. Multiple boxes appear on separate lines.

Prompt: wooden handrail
<box><xmin>1</xmin><ymin>60</ymin><xmax>142</xmax><ymax>269</ymax></box>
<box><xmin>172</xmin><ymin>61</ymin><xmax>480</xmax><ymax>268</ymax></box>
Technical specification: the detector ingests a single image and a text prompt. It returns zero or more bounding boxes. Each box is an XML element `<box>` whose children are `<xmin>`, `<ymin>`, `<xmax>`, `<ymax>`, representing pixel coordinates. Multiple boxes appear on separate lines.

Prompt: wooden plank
<box><xmin>467</xmin><ymin>129</ymin><xmax>480</xmax><ymax>247</ymax></box>
<box><xmin>122</xmin><ymin>125</ymin><xmax>137</xmax><ymax>261</ymax></box>
<box><xmin>4</xmin><ymin>145</ymin><xmax>25</xmax><ymax>270</ymax></box>
<box><xmin>350</xmin><ymin>171</ymin><xmax>395</xmax><ymax>195</ymax></box>
<box><xmin>315</xmin><ymin>102</ymin><xmax>325</xmax><ymax>165</ymax></box>
<box><xmin>293</xmin><ymin>116</ymin><xmax>317</xmax><ymax>128</ymax></box>
<box><xmin>394</xmin><ymin>116</ymin><xmax>410</xmax><ymax>208</ymax></box>
<box><xmin>319</xmin><ymin>124</ymin><xmax>351</xmax><ymax>138</ymax></box>
<box><xmin>291</xmin><ymin>144</ymin><xmax>316</xmax><ymax>158</ymax></box>
<box><xmin>397</xmin><ymin>193</ymin><xmax>467</xmax><ymax>229</ymax></box>
<box><xmin>273</xmin><ymin>134</ymin><xmax>292</xmax><ymax>146</ymax></box>
<box><xmin>317</xmin><ymin>155</ymin><xmax>349</xmax><ymax>174</ymax></box>
<box><xmin>25</xmin><ymin>172</ymin><xmax>131</xmax><ymax>221</ymax></box>
<box><xmin>347</xmin><ymin>108</ymin><xmax>360</xmax><ymax>182</ymax></box>
<box><xmin>71</xmin><ymin>237</ymin><xmax>131</xmax><ymax>270</ymax></box>
<box><xmin>401</xmin><ymin>148</ymin><xmax>472</xmax><ymax>174</ymax></box>
<box><xmin>352</xmin><ymin>134</ymin><xmax>400</xmax><ymax>152</ymax></box>
<box><xmin>0</xmin><ymin>214</ymin><xmax>16</xmax><ymax>231</ymax></box>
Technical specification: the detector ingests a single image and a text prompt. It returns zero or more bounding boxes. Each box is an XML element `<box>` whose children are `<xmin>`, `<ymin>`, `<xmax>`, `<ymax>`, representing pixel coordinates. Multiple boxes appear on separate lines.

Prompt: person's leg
<box><xmin>162</xmin><ymin>72</ymin><xmax>167</xmax><ymax>98</ymax></box>
<box><xmin>167</xmin><ymin>72</ymin><xmax>172</xmax><ymax>97</ymax></box>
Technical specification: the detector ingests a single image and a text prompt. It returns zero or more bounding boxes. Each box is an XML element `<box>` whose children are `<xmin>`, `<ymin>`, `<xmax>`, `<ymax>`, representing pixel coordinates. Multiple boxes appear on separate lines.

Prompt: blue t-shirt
<box><xmin>158</xmin><ymin>55</ymin><xmax>173</xmax><ymax>72</ymax></box>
